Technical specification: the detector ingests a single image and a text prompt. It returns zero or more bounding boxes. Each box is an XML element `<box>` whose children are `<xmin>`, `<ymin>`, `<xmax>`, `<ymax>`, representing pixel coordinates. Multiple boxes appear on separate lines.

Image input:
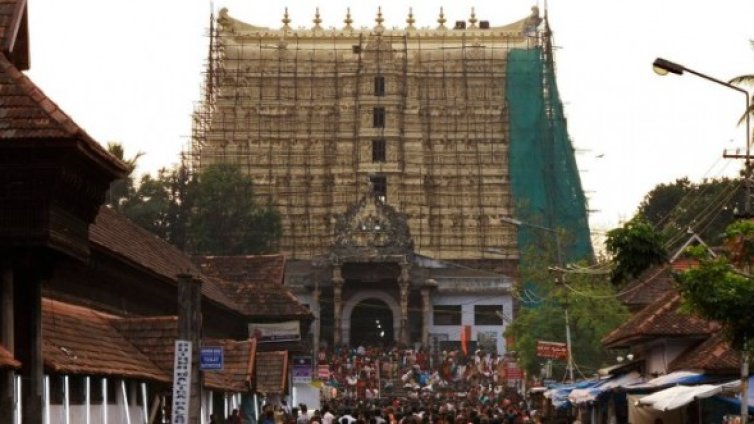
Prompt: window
<box><xmin>374</xmin><ymin>76</ymin><xmax>385</xmax><ymax>96</ymax></box>
<box><xmin>372</xmin><ymin>139</ymin><xmax>386</xmax><ymax>162</ymax></box>
<box><xmin>370</xmin><ymin>175</ymin><xmax>387</xmax><ymax>202</ymax></box>
<box><xmin>474</xmin><ymin>305</ymin><xmax>503</xmax><ymax>325</ymax></box>
<box><xmin>433</xmin><ymin>305</ymin><xmax>462</xmax><ymax>326</ymax></box>
<box><xmin>373</xmin><ymin>107</ymin><xmax>385</xmax><ymax>128</ymax></box>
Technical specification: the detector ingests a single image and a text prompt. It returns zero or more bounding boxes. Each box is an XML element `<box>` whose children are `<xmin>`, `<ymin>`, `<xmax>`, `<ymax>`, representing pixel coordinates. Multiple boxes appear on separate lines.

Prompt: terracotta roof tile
<box><xmin>42</xmin><ymin>299</ymin><xmax>169</xmax><ymax>382</ymax></box>
<box><xmin>617</xmin><ymin>265</ymin><xmax>675</xmax><ymax>311</ymax></box>
<box><xmin>0</xmin><ymin>55</ymin><xmax>125</xmax><ymax>172</ymax></box>
<box><xmin>602</xmin><ymin>290</ymin><xmax>718</xmax><ymax>349</ymax></box>
<box><xmin>197</xmin><ymin>256</ymin><xmax>311</xmax><ymax>319</ymax></box>
<box><xmin>0</xmin><ymin>343</ymin><xmax>19</xmax><ymax>369</ymax></box>
<box><xmin>670</xmin><ymin>332</ymin><xmax>740</xmax><ymax>374</ymax></box>
<box><xmin>203</xmin><ymin>338</ymin><xmax>257</xmax><ymax>392</ymax></box>
<box><xmin>89</xmin><ymin>207</ymin><xmax>248</xmax><ymax>315</ymax></box>
<box><xmin>112</xmin><ymin>316</ymin><xmax>258</xmax><ymax>392</ymax></box>
<box><xmin>255</xmin><ymin>351</ymin><xmax>288</xmax><ymax>394</ymax></box>
<box><xmin>197</xmin><ymin>255</ymin><xmax>286</xmax><ymax>285</ymax></box>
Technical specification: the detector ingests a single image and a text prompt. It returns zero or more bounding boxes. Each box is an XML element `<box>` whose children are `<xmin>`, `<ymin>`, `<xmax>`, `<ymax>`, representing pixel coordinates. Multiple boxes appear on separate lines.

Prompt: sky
<box><xmin>25</xmin><ymin>0</ymin><xmax>754</xmax><ymax>235</ymax></box>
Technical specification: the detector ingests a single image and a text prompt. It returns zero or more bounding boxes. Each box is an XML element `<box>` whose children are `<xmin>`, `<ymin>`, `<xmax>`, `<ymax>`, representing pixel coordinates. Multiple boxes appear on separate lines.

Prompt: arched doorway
<box><xmin>341</xmin><ymin>290</ymin><xmax>400</xmax><ymax>346</ymax></box>
<box><xmin>349</xmin><ymin>298</ymin><xmax>394</xmax><ymax>347</ymax></box>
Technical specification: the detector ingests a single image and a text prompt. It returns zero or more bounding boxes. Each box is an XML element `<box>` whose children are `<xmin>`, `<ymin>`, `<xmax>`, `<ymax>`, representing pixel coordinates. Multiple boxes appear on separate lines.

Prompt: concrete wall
<box><xmin>428</xmin><ymin>293</ymin><xmax>513</xmax><ymax>354</ymax></box>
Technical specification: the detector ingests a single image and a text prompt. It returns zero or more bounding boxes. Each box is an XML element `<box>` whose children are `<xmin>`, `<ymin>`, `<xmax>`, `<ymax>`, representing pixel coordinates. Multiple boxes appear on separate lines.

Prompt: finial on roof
<box><xmin>437</xmin><ymin>7</ymin><xmax>447</xmax><ymax>29</ymax></box>
<box><xmin>313</xmin><ymin>7</ymin><xmax>322</xmax><ymax>30</ymax></box>
<box><xmin>406</xmin><ymin>7</ymin><xmax>416</xmax><ymax>30</ymax></box>
<box><xmin>282</xmin><ymin>7</ymin><xmax>291</xmax><ymax>30</ymax></box>
<box><xmin>468</xmin><ymin>7</ymin><xmax>478</xmax><ymax>28</ymax></box>
<box><xmin>374</xmin><ymin>6</ymin><xmax>385</xmax><ymax>33</ymax></box>
<box><xmin>344</xmin><ymin>7</ymin><xmax>354</xmax><ymax>30</ymax></box>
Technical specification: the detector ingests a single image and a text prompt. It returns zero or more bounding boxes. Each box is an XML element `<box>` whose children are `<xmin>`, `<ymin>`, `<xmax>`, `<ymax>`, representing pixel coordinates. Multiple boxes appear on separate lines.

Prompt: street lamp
<box><xmin>500</xmin><ymin>216</ymin><xmax>574</xmax><ymax>382</ymax></box>
<box><xmin>654</xmin><ymin>57</ymin><xmax>751</xmax><ymax>423</ymax></box>
<box><xmin>652</xmin><ymin>57</ymin><xmax>752</xmax><ymax>216</ymax></box>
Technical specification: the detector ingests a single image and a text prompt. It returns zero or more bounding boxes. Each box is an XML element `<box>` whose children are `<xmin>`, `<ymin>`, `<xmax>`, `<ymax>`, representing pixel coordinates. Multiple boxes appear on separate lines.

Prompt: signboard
<box><xmin>249</xmin><ymin>321</ymin><xmax>300</xmax><ymax>342</ymax></box>
<box><xmin>292</xmin><ymin>355</ymin><xmax>313</xmax><ymax>384</ymax></box>
<box><xmin>317</xmin><ymin>364</ymin><xmax>331</xmax><ymax>380</ymax></box>
<box><xmin>171</xmin><ymin>340</ymin><xmax>192</xmax><ymax>424</ymax></box>
<box><xmin>506</xmin><ymin>363</ymin><xmax>524</xmax><ymax>380</ymax></box>
<box><xmin>200</xmin><ymin>346</ymin><xmax>224</xmax><ymax>371</ymax></box>
<box><xmin>536</xmin><ymin>341</ymin><xmax>568</xmax><ymax>360</ymax></box>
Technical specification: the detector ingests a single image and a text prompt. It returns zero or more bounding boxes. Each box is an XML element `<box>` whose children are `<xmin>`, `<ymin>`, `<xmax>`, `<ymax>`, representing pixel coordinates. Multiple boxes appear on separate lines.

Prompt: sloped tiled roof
<box><xmin>0</xmin><ymin>55</ymin><xmax>125</xmax><ymax>172</ymax></box>
<box><xmin>0</xmin><ymin>343</ymin><xmax>19</xmax><ymax>369</ymax></box>
<box><xmin>90</xmin><ymin>207</ymin><xmax>247</xmax><ymax>315</ymax></box>
<box><xmin>255</xmin><ymin>351</ymin><xmax>288</xmax><ymax>394</ymax></box>
<box><xmin>42</xmin><ymin>299</ymin><xmax>169</xmax><ymax>382</ymax></box>
<box><xmin>197</xmin><ymin>256</ymin><xmax>312</xmax><ymax>319</ymax></box>
<box><xmin>203</xmin><ymin>338</ymin><xmax>257</xmax><ymax>392</ymax></box>
<box><xmin>670</xmin><ymin>331</ymin><xmax>740</xmax><ymax>374</ymax></box>
<box><xmin>110</xmin><ymin>316</ymin><xmax>178</xmax><ymax>375</ymax></box>
<box><xmin>602</xmin><ymin>290</ymin><xmax>718</xmax><ymax>349</ymax></box>
<box><xmin>198</xmin><ymin>255</ymin><xmax>286</xmax><ymax>285</ymax></box>
<box><xmin>112</xmin><ymin>316</ymin><xmax>258</xmax><ymax>392</ymax></box>
<box><xmin>617</xmin><ymin>265</ymin><xmax>675</xmax><ymax>311</ymax></box>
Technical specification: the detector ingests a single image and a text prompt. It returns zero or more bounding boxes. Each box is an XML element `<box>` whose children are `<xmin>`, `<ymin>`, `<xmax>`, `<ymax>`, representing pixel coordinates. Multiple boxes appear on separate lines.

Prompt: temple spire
<box><xmin>406</xmin><ymin>7</ymin><xmax>415</xmax><ymax>30</ymax></box>
<box><xmin>374</xmin><ymin>6</ymin><xmax>385</xmax><ymax>33</ymax></box>
<box><xmin>437</xmin><ymin>7</ymin><xmax>447</xmax><ymax>29</ymax></box>
<box><xmin>468</xmin><ymin>7</ymin><xmax>478</xmax><ymax>28</ymax></box>
<box><xmin>281</xmin><ymin>7</ymin><xmax>291</xmax><ymax>30</ymax></box>
<box><xmin>312</xmin><ymin>7</ymin><xmax>322</xmax><ymax>30</ymax></box>
<box><xmin>344</xmin><ymin>7</ymin><xmax>353</xmax><ymax>31</ymax></box>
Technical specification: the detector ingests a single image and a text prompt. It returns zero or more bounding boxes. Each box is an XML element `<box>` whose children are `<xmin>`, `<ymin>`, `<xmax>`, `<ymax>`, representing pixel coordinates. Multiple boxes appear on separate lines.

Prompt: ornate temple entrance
<box><xmin>348</xmin><ymin>299</ymin><xmax>394</xmax><ymax>347</ymax></box>
<box><xmin>341</xmin><ymin>290</ymin><xmax>400</xmax><ymax>346</ymax></box>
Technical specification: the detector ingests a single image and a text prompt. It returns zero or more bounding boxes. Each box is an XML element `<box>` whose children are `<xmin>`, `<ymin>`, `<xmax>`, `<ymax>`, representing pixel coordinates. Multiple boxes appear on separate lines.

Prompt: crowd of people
<box><xmin>318</xmin><ymin>345</ymin><xmax>520</xmax><ymax>398</ymax></box>
<box><xmin>292</xmin><ymin>345</ymin><xmax>536</xmax><ymax>423</ymax></box>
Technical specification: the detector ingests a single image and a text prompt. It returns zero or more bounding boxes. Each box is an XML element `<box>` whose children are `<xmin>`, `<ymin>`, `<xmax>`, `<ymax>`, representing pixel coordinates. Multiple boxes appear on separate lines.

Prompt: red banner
<box><xmin>536</xmin><ymin>341</ymin><xmax>568</xmax><ymax>360</ymax></box>
<box><xmin>461</xmin><ymin>325</ymin><xmax>471</xmax><ymax>355</ymax></box>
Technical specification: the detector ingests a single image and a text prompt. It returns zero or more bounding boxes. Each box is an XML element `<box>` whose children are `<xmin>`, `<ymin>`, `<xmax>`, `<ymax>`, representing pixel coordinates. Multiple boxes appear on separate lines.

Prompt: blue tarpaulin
<box><xmin>713</xmin><ymin>376</ymin><xmax>754</xmax><ymax>413</ymax></box>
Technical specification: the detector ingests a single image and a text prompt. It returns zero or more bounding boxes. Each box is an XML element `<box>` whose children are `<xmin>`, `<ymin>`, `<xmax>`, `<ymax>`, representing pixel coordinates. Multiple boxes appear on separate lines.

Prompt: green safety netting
<box><xmin>507</xmin><ymin>47</ymin><xmax>593</xmax><ymax>272</ymax></box>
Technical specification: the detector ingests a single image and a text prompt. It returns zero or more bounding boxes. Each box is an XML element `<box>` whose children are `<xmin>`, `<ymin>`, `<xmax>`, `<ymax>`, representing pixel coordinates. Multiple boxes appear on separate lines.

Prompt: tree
<box><xmin>676</xmin><ymin>220</ymin><xmax>754</xmax><ymax>422</ymax></box>
<box><xmin>121</xmin><ymin>169</ymin><xmax>173</xmax><ymax>240</ymax></box>
<box><xmin>105</xmin><ymin>142</ymin><xmax>143</xmax><ymax>211</ymax></box>
<box><xmin>505</xmin><ymin>240</ymin><xmax>629</xmax><ymax>379</ymax></box>
<box><xmin>635</xmin><ymin>177</ymin><xmax>744</xmax><ymax>247</ymax></box>
<box><xmin>605</xmin><ymin>217</ymin><xmax>668</xmax><ymax>286</ymax></box>
<box><xmin>189</xmin><ymin>163</ymin><xmax>281</xmax><ymax>255</ymax></box>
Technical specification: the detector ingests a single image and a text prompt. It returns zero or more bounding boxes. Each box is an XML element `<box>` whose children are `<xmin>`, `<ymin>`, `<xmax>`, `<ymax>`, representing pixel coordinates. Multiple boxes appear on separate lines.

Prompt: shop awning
<box><xmin>638</xmin><ymin>384</ymin><xmax>722</xmax><ymax>411</ymax></box>
<box><xmin>625</xmin><ymin>371</ymin><xmax>709</xmax><ymax>391</ymax></box>
<box><xmin>713</xmin><ymin>376</ymin><xmax>754</xmax><ymax>413</ymax></box>
<box><xmin>569</xmin><ymin>372</ymin><xmax>643</xmax><ymax>405</ymax></box>
<box><xmin>545</xmin><ymin>380</ymin><xmax>599</xmax><ymax>410</ymax></box>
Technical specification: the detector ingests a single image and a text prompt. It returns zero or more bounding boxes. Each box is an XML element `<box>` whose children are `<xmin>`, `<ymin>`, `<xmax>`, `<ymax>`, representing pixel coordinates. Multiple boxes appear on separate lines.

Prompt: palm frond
<box><xmin>729</xmin><ymin>74</ymin><xmax>754</xmax><ymax>86</ymax></box>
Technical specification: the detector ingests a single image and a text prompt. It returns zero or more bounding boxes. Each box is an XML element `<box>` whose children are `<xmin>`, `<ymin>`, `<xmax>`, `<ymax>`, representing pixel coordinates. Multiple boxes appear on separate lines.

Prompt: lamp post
<box><xmin>653</xmin><ymin>57</ymin><xmax>751</xmax><ymax>423</ymax></box>
<box><xmin>652</xmin><ymin>57</ymin><xmax>751</xmax><ymax>216</ymax></box>
<box><xmin>500</xmin><ymin>216</ymin><xmax>575</xmax><ymax>382</ymax></box>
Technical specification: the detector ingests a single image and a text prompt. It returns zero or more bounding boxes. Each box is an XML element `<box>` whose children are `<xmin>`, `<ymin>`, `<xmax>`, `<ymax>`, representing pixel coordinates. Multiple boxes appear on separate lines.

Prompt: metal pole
<box><xmin>554</xmin><ymin>230</ymin><xmax>574</xmax><ymax>382</ymax></box>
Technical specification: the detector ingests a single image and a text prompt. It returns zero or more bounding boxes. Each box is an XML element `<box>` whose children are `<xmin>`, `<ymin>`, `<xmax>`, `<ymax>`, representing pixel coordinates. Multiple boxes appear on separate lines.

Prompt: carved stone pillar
<box><xmin>312</xmin><ymin>287</ymin><xmax>321</xmax><ymax>357</ymax></box>
<box><xmin>398</xmin><ymin>260</ymin><xmax>411</xmax><ymax>345</ymax></box>
<box><xmin>332</xmin><ymin>265</ymin><xmax>344</xmax><ymax>346</ymax></box>
<box><xmin>421</xmin><ymin>288</ymin><xmax>431</xmax><ymax>348</ymax></box>
<box><xmin>421</xmin><ymin>279</ymin><xmax>438</xmax><ymax>349</ymax></box>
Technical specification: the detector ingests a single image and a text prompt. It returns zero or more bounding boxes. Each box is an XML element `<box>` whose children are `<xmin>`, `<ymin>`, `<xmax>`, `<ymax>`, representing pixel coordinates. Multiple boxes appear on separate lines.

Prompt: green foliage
<box><xmin>113</xmin><ymin>160</ymin><xmax>280</xmax><ymax>255</ymax></box>
<box><xmin>676</xmin><ymin>222</ymin><xmax>754</xmax><ymax>351</ymax></box>
<box><xmin>505</xmin><ymin>245</ymin><xmax>629</xmax><ymax>378</ymax></box>
<box><xmin>635</xmin><ymin>177</ymin><xmax>743</xmax><ymax>246</ymax></box>
<box><xmin>189</xmin><ymin>163</ymin><xmax>281</xmax><ymax>255</ymax></box>
<box><xmin>105</xmin><ymin>142</ymin><xmax>143</xmax><ymax>211</ymax></box>
<box><xmin>606</xmin><ymin>218</ymin><xmax>667</xmax><ymax>285</ymax></box>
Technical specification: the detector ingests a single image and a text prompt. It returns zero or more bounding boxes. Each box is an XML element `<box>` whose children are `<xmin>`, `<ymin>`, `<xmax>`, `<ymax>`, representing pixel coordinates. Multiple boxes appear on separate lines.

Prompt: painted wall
<box><xmin>428</xmin><ymin>293</ymin><xmax>513</xmax><ymax>354</ymax></box>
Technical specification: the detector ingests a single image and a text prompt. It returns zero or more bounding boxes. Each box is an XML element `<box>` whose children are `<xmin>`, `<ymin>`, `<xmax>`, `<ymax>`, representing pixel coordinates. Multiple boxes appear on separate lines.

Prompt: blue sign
<box><xmin>200</xmin><ymin>346</ymin><xmax>224</xmax><ymax>371</ymax></box>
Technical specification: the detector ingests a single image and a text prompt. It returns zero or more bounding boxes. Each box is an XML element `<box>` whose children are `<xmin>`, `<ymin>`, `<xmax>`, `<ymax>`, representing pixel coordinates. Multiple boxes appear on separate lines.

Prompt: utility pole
<box><xmin>653</xmin><ymin>57</ymin><xmax>751</xmax><ymax>423</ymax></box>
